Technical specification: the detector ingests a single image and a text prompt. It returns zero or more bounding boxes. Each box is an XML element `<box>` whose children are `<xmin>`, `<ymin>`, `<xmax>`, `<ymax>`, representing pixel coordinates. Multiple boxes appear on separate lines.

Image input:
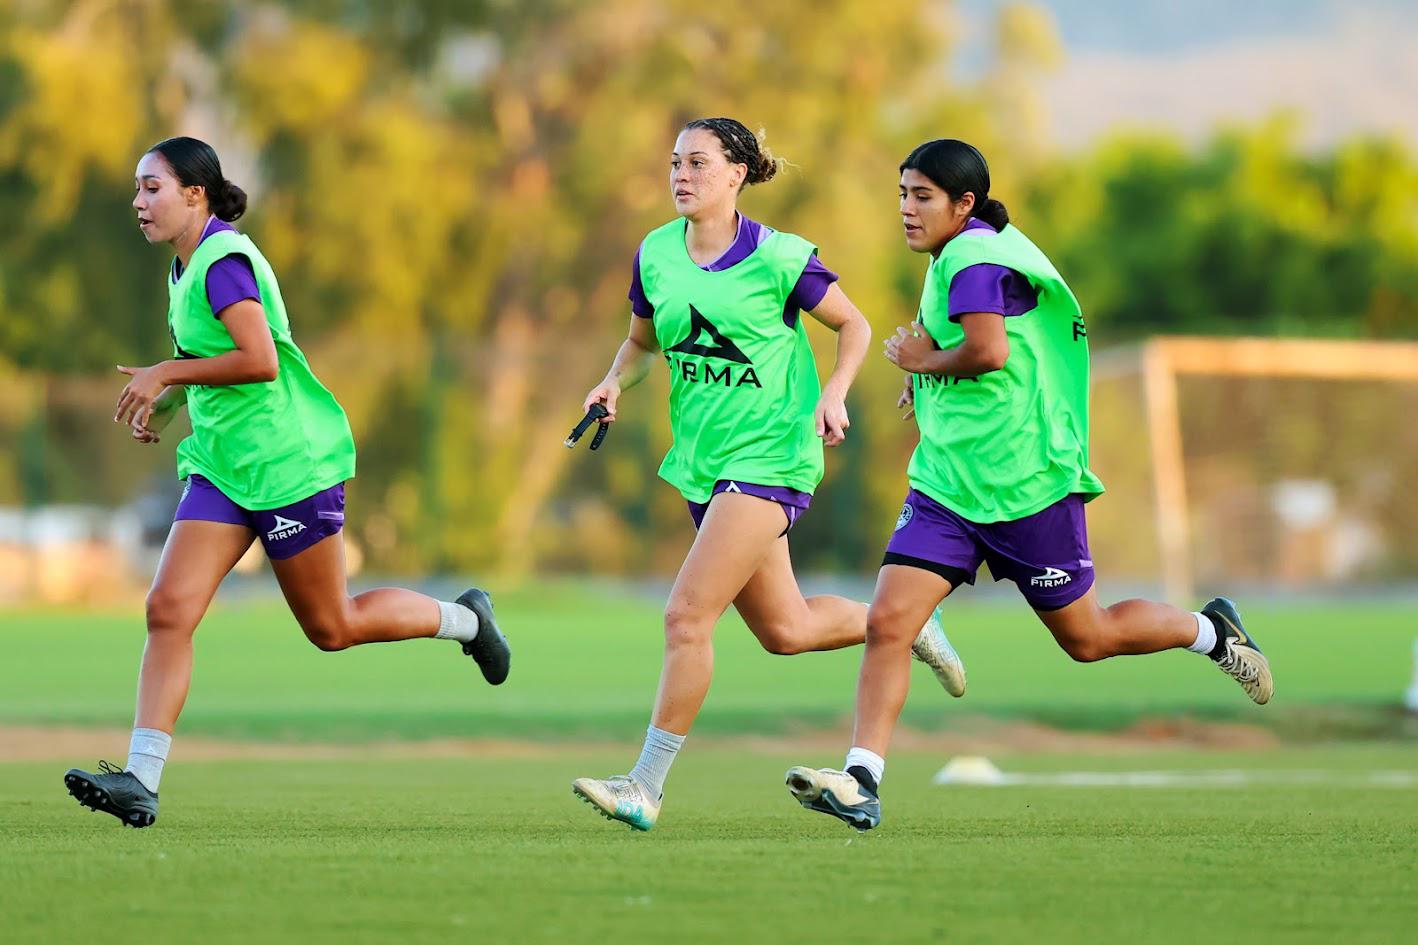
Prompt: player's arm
<box><xmin>806</xmin><ymin>283</ymin><xmax>871</xmax><ymax>447</ymax></box>
<box><xmin>584</xmin><ymin>314</ymin><xmax>660</xmax><ymax>422</ymax></box>
<box><xmin>883</xmin><ymin>312</ymin><xmax>1009</xmax><ymax>378</ymax></box>
<box><xmin>115</xmin><ymin>300</ymin><xmax>278</xmax><ymax>428</ymax></box>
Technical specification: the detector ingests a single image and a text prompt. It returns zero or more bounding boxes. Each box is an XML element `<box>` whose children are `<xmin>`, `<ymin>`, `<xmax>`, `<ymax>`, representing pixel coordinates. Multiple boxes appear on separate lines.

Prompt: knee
<box><xmin>865</xmin><ymin>601</ymin><xmax>921</xmax><ymax>648</ymax></box>
<box><xmin>145</xmin><ymin>587</ymin><xmax>197</xmax><ymax>637</ymax></box>
<box><xmin>663</xmin><ymin>604</ymin><xmax>713</xmax><ymax>650</ymax></box>
<box><xmin>755</xmin><ymin>619</ymin><xmax>807</xmax><ymax>656</ymax></box>
<box><xmin>1057</xmin><ymin>634</ymin><xmax>1110</xmax><ymax>663</ymax></box>
<box><xmin>299</xmin><ymin>614</ymin><xmax>353</xmax><ymax>652</ymax></box>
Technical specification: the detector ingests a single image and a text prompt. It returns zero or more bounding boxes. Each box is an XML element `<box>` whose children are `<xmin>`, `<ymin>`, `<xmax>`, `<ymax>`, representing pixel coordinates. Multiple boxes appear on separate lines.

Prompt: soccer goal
<box><xmin>1089</xmin><ymin>336</ymin><xmax>1418</xmax><ymax>602</ymax></box>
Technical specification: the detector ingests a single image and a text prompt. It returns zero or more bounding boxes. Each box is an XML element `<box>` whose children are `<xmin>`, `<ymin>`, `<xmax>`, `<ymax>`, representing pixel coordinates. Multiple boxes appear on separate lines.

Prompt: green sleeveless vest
<box><xmin>167</xmin><ymin>229</ymin><xmax>356</xmax><ymax>509</ymax></box>
<box><xmin>909</xmin><ymin>223</ymin><xmax>1104</xmax><ymax>522</ymax></box>
<box><xmin>637</xmin><ymin>218</ymin><xmax>823</xmax><ymax>502</ymax></box>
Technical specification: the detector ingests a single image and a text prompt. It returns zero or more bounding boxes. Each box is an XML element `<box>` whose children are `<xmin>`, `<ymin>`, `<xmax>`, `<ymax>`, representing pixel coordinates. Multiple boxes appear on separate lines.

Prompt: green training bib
<box><xmin>637</xmin><ymin>218</ymin><xmax>823</xmax><ymax>503</ymax></box>
<box><xmin>909</xmin><ymin>223</ymin><xmax>1104</xmax><ymax>522</ymax></box>
<box><xmin>167</xmin><ymin>229</ymin><xmax>356</xmax><ymax>509</ymax></box>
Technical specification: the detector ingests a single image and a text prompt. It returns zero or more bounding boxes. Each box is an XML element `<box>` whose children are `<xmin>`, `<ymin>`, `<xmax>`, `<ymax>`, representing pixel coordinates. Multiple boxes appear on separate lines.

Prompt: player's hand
<box><xmin>115</xmin><ymin>363</ymin><xmax>171</xmax><ymax>428</ymax></box>
<box><xmin>897</xmin><ymin>375</ymin><xmax>915</xmax><ymax>421</ymax></box>
<box><xmin>130</xmin><ymin>421</ymin><xmax>161</xmax><ymax>444</ymax></box>
<box><xmin>815</xmin><ymin>388</ymin><xmax>850</xmax><ymax>447</ymax></box>
<box><xmin>884</xmin><ymin>325</ymin><xmax>935</xmax><ymax>374</ymax></box>
<box><xmin>129</xmin><ymin>388</ymin><xmax>180</xmax><ymax>444</ymax></box>
<box><xmin>583</xmin><ymin>378</ymin><xmax>622</xmax><ymax>422</ymax></box>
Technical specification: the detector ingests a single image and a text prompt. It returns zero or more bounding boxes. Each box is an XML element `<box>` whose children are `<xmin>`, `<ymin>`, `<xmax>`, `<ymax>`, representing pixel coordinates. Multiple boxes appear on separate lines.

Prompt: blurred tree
<box><xmin>1</xmin><ymin>0</ymin><xmax>1413</xmax><ymax>573</ymax></box>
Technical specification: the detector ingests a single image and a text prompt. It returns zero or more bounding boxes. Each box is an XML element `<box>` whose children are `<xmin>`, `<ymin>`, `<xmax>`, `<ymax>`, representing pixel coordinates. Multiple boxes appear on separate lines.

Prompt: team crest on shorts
<box><xmin>895</xmin><ymin>502</ymin><xmax>914</xmax><ymax>531</ymax></box>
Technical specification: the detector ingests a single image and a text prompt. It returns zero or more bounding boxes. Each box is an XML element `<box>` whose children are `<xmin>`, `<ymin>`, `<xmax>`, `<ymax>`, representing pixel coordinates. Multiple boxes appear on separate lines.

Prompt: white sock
<box><xmin>844</xmin><ymin>746</ymin><xmax>885</xmax><ymax>787</ymax></box>
<box><xmin>435</xmin><ymin>600</ymin><xmax>480</xmax><ymax>643</ymax></box>
<box><xmin>1187</xmin><ymin>611</ymin><xmax>1218</xmax><ymax>655</ymax></box>
<box><xmin>126</xmin><ymin>728</ymin><xmax>171</xmax><ymax>793</ymax></box>
<box><xmin>628</xmin><ymin>725</ymin><xmax>685</xmax><ymax>798</ymax></box>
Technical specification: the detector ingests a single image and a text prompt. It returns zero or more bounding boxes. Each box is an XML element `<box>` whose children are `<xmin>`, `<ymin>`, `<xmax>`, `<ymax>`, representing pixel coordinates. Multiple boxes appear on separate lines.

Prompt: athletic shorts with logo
<box><xmin>687</xmin><ymin>480</ymin><xmax>812</xmax><ymax>536</ymax></box>
<box><xmin>884</xmin><ymin>489</ymin><xmax>1094</xmax><ymax>610</ymax></box>
<box><xmin>174</xmin><ymin>475</ymin><xmax>345</xmax><ymax>560</ymax></box>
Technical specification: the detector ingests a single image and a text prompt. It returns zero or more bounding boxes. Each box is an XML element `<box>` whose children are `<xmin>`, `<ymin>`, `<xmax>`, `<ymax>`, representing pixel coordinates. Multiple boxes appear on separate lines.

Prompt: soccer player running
<box><xmin>571</xmin><ymin>118</ymin><xmax>966</xmax><ymax>831</ymax></box>
<box><xmin>786</xmin><ymin>139</ymin><xmax>1274</xmax><ymax>830</ymax></box>
<box><xmin>62</xmin><ymin>137</ymin><xmax>511</xmax><ymax>828</ymax></box>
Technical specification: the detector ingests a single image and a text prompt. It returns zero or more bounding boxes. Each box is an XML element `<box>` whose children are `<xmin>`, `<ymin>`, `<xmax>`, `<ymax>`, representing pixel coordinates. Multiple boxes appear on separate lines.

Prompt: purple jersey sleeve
<box><xmin>788</xmin><ymin>254</ymin><xmax>839</xmax><ymax>313</ymax></box>
<box><xmin>206</xmin><ymin>253</ymin><xmax>261</xmax><ymax>318</ymax></box>
<box><xmin>947</xmin><ymin>263</ymin><xmax>1038</xmax><ymax>321</ymax></box>
<box><xmin>629</xmin><ymin>249</ymin><xmax>654</xmax><ymax>318</ymax></box>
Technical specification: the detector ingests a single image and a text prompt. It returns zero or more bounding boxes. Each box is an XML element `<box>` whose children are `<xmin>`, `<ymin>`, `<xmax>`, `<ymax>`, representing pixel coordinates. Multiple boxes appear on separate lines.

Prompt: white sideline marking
<box><xmin>934</xmin><ymin>768</ymin><xmax>1418</xmax><ymax>788</ymax></box>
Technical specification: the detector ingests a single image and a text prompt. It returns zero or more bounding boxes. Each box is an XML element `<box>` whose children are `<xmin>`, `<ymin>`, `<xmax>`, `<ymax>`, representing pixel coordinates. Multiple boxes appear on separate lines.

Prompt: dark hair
<box><xmin>899</xmin><ymin>139</ymin><xmax>1009</xmax><ymax>230</ymax></box>
<box><xmin>683</xmin><ymin>117</ymin><xmax>783</xmax><ymax>187</ymax></box>
<box><xmin>146</xmin><ymin>136</ymin><xmax>248</xmax><ymax>222</ymax></box>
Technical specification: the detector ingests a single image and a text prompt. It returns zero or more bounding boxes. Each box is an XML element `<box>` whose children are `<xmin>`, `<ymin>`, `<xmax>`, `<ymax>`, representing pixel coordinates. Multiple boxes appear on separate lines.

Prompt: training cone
<box><xmin>932</xmin><ymin>756</ymin><xmax>1005</xmax><ymax>786</ymax></box>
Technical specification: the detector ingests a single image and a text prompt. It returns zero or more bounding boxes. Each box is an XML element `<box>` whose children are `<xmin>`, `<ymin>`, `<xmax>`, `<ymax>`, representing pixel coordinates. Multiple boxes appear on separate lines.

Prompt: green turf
<box><xmin>2</xmin><ymin>746</ymin><xmax>1415</xmax><ymax>945</ymax></box>
<box><xmin>2</xmin><ymin>583</ymin><xmax>1415</xmax><ymax>739</ymax></box>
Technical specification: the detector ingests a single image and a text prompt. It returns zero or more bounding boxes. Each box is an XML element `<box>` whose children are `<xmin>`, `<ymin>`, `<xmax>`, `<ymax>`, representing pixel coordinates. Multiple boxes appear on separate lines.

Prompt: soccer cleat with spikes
<box><xmin>785</xmin><ymin>765</ymin><xmax>881</xmax><ymax>831</ymax></box>
<box><xmin>63</xmin><ymin>761</ymin><xmax>158</xmax><ymax>828</ymax></box>
<box><xmin>912</xmin><ymin>606</ymin><xmax>966</xmax><ymax>697</ymax></box>
<box><xmin>1203</xmin><ymin>597</ymin><xmax>1273</xmax><ymax>705</ymax></box>
<box><xmin>571</xmin><ymin>775</ymin><xmax>660</xmax><ymax>831</ymax></box>
<box><xmin>457</xmin><ymin>587</ymin><xmax>511</xmax><ymax>685</ymax></box>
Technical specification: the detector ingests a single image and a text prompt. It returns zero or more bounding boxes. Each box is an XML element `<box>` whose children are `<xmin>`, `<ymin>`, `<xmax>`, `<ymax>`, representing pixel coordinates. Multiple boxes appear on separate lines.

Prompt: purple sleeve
<box><xmin>787</xmin><ymin>253</ymin><xmax>840</xmax><ymax>313</ymax></box>
<box><xmin>628</xmin><ymin>249</ymin><xmax>654</xmax><ymax>318</ymax></box>
<box><xmin>946</xmin><ymin>263</ymin><xmax>1037</xmax><ymax>321</ymax></box>
<box><xmin>205</xmin><ymin>253</ymin><xmax>261</xmax><ymax>318</ymax></box>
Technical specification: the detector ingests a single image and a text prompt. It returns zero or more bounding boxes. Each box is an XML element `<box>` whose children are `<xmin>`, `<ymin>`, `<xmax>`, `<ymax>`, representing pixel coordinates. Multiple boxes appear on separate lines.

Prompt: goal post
<box><xmin>1097</xmin><ymin>336</ymin><xmax>1418</xmax><ymax>603</ymax></box>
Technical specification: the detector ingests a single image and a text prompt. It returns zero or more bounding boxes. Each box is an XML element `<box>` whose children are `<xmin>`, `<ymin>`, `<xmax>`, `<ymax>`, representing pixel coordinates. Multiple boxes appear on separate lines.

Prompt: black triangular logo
<box><xmin>667</xmin><ymin>304</ymin><xmax>751</xmax><ymax>364</ymax></box>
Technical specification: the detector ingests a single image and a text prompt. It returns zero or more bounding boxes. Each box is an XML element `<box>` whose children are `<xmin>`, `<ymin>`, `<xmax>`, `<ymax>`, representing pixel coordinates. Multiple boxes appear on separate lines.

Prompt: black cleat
<box><xmin>64</xmin><ymin>761</ymin><xmax>158</xmax><ymax>828</ymax></box>
<box><xmin>1202</xmin><ymin>597</ymin><xmax>1273</xmax><ymax>705</ymax></box>
<box><xmin>457</xmin><ymin>587</ymin><xmax>510</xmax><ymax>685</ymax></box>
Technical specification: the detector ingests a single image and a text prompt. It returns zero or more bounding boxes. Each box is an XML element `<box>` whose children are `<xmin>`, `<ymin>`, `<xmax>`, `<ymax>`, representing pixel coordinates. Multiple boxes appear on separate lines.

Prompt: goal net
<box><xmin>1088</xmin><ymin>337</ymin><xmax>1418</xmax><ymax>601</ymax></box>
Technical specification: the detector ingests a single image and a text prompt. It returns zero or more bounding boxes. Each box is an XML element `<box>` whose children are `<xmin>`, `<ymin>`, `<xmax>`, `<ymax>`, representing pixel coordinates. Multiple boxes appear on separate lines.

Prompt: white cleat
<box><xmin>785</xmin><ymin>766</ymin><xmax>881</xmax><ymax>830</ymax></box>
<box><xmin>912</xmin><ymin>607</ymin><xmax>966</xmax><ymax>697</ymax></box>
<box><xmin>571</xmin><ymin>774</ymin><xmax>660</xmax><ymax>831</ymax></box>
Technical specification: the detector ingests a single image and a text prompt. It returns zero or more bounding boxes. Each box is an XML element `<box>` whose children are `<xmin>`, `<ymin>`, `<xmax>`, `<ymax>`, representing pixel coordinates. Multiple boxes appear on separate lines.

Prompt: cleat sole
<box><xmin>63</xmin><ymin>773</ymin><xmax>156</xmax><ymax>828</ymax></box>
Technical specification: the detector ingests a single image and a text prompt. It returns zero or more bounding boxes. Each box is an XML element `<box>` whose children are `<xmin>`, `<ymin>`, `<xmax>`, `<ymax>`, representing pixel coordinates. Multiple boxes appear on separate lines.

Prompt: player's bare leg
<box><xmin>734</xmin><ymin>538</ymin><xmax>965</xmax><ymax>694</ymax></box>
<box><xmin>1035</xmin><ymin>588</ymin><xmax>1271</xmax><ymax>703</ymax></box>
<box><xmin>270</xmin><ymin>533</ymin><xmax>510</xmax><ymax>684</ymax></box>
<box><xmin>64</xmin><ymin>520</ymin><xmax>253</xmax><ymax>828</ymax></box>
<box><xmin>787</xmin><ymin>564</ymin><xmax>953</xmax><ymax>830</ymax></box>
<box><xmin>573</xmin><ymin>492</ymin><xmax>782</xmax><ymax>831</ymax></box>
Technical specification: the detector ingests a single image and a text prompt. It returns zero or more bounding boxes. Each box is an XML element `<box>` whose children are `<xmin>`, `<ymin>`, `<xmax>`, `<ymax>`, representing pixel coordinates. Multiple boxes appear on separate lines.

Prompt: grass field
<box><xmin>2</xmin><ymin>584</ymin><xmax>1416</xmax><ymax>943</ymax></box>
<box><xmin>1</xmin><ymin>582</ymin><xmax>1414</xmax><ymax>739</ymax></box>
<box><xmin>3</xmin><ymin>747</ymin><xmax>1416</xmax><ymax>944</ymax></box>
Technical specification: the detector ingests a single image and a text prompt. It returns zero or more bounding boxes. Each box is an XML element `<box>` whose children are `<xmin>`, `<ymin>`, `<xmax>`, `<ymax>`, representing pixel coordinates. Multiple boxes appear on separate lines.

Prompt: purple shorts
<box><xmin>883</xmin><ymin>489</ymin><xmax>1095</xmax><ymax>610</ymax></box>
<box><xmin>687</xmin><ymin>480</ymin><xmax>812</xmax><ymax>536</ymax></box>
<box><xmin>174</xmin><ymin>475</ymin><xmax>346</xmax><ymax>560</ymax></box>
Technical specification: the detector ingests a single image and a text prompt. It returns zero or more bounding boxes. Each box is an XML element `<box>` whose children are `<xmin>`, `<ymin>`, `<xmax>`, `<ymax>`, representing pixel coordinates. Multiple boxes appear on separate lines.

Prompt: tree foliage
<box><xmin>1</xmin><ymin>1</ymin><xmax>1414</xmax><ymax>573</ymax></box>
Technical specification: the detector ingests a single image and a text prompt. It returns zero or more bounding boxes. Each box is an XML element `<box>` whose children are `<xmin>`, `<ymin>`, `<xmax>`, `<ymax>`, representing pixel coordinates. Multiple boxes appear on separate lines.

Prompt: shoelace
<box><xmin>1218</xmin><ymin>648</ymin><xmax>1261</xmax><ymax>683</ymax></box>
<box><xmin>603</xmin><ymin>776</ymin><xmax>645</xmax><ymax>800</ymax></box>
<box><xmin>96</xmin><ymin>759</ymin><xmax>126</xmax><ymax>777</ymax></box>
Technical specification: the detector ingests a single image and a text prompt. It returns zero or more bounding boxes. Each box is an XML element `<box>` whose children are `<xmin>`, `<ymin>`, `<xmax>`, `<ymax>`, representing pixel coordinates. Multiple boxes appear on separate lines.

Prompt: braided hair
<box><xmin>683</xmin><ymin>117</ymin><xmax>784</xmax><ymax>187</ymax></box>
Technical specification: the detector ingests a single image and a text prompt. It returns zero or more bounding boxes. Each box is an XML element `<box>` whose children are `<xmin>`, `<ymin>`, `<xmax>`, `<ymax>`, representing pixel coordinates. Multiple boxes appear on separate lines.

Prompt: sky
<box><xmin>956</xmin><ymin>0</ymin><xmax>1418</xmax><ymax>150</ymax></box>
